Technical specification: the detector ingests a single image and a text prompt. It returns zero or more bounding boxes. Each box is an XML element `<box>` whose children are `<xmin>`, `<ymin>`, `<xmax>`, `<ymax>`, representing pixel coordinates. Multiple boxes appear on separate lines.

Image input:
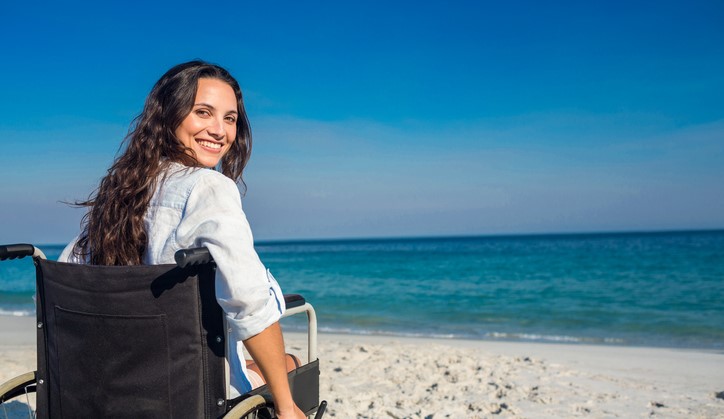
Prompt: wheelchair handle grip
<box><xmin>174</xmin><ymin>247</ymin><xmax>213</xmax><ymax>268</ymax></box>
<box><xmin>0</xmin><ymin>243</ymin><xmax>36</xmax><ymax>261</ymax></box>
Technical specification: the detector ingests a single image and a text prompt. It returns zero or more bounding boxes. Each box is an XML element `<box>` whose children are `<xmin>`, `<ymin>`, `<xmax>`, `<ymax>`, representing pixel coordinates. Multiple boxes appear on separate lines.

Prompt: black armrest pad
<box><xmin>284</xmin><ymin>294</ymin><xmax>306</xmax><ymax>309</ymax></box>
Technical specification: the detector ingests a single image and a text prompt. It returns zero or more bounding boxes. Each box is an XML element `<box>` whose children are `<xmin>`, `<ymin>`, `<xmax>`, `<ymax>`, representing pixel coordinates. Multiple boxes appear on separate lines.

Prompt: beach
<box><xmin>2</xmin><ymin>316</ymin><xmax>722</xmax><ymax>418</ymax></box>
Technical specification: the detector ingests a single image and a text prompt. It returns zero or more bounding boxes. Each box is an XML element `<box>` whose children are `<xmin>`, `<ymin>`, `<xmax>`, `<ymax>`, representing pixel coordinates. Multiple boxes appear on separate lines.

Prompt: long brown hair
<box><xmin>74</xmin><ymin>61</ymin><xmax>252</xmax><ymax>265</ymax></box>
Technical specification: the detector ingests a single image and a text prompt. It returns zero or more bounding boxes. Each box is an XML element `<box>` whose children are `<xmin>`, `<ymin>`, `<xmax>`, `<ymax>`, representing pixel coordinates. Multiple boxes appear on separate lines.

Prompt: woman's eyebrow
<box><xmin>193</xmin><ymin>102</ymin><xmax>216</xmax><ymax>109</ymax></box>
<box><xmin>194</xmin><ymin>103</ymin><xmax>237</xmax><ymax>114</ymax></box>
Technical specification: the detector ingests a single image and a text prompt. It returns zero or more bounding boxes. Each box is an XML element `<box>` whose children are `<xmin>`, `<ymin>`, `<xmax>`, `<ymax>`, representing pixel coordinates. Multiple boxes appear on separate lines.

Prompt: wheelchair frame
<box><xmin>0</xmin><ymin>244</ymin><xmax>326</xmax><ymax>419</ymax></box>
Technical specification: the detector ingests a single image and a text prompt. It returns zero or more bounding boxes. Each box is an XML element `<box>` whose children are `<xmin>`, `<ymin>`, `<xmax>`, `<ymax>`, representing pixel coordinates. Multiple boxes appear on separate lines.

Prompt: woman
<box><xmin>60</xmin><ymin>61</ymin><xmax>305</xmax><ymax>419</ymax></box>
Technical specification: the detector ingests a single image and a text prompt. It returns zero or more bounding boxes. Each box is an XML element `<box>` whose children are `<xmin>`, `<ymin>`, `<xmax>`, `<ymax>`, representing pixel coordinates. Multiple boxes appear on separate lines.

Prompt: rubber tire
<box><xmin>223</xmin><ymin>394</ymin><xmax>274</xmax><ymax>418</ymax></box>
<box><xmin>0</xmin><ymin>371</ymin><xmax>36</xmax><ymax>403</ymax></box>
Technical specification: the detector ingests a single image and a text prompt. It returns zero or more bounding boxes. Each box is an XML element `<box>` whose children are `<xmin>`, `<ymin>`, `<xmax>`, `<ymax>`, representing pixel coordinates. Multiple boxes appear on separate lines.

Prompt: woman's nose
<box><xmin>206</xmin><ymin>117</ymin><xmax>225</xmax><ymax>138</ymax></box>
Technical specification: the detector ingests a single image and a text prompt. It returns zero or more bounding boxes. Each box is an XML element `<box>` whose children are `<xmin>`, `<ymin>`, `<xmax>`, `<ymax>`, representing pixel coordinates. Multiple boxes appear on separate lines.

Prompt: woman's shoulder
<box><xmin>161</xmin><ymin>162</ymin><xmax>241</xmax><ymax>203</ymax></box>
<box><xmin>163</xmin><ymin>161</ymin><xmax>238</xmax><ymax>189</ymax></box>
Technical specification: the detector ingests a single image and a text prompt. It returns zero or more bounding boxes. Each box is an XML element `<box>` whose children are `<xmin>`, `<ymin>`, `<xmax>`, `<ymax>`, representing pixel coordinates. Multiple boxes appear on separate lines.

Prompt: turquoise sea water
<box><xmin>2</xmin><ymin>230</ymin><xmax>723</xmax><ymax>349</ymax></box>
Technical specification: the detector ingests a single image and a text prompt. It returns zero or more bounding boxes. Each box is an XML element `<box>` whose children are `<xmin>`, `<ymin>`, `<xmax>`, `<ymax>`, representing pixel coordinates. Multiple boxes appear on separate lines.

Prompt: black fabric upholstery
<box><xmin>34</xmin><ymin>259</ymin><xmax>226</xmax><ymax>418</ymax></box>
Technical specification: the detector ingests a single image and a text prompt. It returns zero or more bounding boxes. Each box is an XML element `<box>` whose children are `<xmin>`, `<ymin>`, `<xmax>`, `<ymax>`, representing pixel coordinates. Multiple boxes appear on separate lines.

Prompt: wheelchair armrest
<box><xmin>284</xmin><ymin>294</ymin><xmax>306</xmax><ymax>309</ymax></box>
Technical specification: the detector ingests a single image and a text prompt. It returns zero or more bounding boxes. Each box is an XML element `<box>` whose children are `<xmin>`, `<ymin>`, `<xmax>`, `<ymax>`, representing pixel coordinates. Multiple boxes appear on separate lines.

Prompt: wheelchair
<box><xmin>0</xmin><ymin>244</ymin><xmax>327</xmax><ymax>418</ymax></box>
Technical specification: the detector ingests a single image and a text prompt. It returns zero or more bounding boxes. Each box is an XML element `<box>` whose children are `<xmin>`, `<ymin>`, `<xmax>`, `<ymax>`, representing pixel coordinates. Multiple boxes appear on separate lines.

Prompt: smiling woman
<box><xmin>69</xmin><ymin>61</ymin><xmax>252</xmax><ymax>266</ymax></box>
<box><xmin>176</xmin><ymin>78</ymin><xmax>239</xmax><ymax>168</ymax></box>
<box><xmin>58</xmin><ymin>61</ymin><xmax>306</xmax><ymax>419</ymax></box>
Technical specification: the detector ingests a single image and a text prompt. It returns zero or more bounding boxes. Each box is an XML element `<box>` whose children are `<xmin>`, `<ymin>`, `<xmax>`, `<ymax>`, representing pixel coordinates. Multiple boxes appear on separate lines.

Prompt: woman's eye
<box><xmin>196</xmin><ymin>109</ymin><xmax>211</xmax><ymax>117</ymax></box>
<box><xmin>225</xmin><ymin>116</ymin><xmax>237</xmax><ymax>123</ymax></box>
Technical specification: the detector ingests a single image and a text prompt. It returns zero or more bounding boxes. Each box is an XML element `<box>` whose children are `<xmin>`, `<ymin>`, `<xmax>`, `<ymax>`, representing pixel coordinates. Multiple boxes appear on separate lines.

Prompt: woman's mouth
<box><xmin>197</xmin><ymin>139</ymin><xmax>222</xmax><ymax>151</ymax></box>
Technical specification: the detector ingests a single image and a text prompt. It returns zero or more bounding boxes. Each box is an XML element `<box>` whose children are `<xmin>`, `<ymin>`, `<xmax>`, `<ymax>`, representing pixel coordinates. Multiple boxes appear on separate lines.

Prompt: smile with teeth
<box><xmin>197</xmin><ymin>139</ymin><xmax>223</xmax><ymax>150</ymax></box>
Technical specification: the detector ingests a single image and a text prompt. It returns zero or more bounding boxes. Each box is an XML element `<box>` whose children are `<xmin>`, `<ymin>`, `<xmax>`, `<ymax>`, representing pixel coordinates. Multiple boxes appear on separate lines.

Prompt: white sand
<box><xmin>2</xmin><ymin>315</ymin><xmax>723</xmax><ymax>418</ymax></box>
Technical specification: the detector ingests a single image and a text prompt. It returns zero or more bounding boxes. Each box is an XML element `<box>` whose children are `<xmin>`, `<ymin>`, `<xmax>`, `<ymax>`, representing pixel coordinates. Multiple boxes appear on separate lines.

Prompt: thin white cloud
<box><xmin>2</xmin><ymin>113</ymin><xmax>722</xmax><ymax>242</ymax></box>
<box><xmin>243</xmin><ymin>113</ymin><xmax>724</xmax><ymax>239</ymax></box>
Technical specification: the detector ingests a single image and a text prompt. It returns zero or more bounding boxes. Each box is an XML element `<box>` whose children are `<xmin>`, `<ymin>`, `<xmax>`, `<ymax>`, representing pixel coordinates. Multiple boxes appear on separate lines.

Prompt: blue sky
<box><xmin>1</xmin><ymin>0</ymin><xmax>723</xmax><ymax>243</ymax></box>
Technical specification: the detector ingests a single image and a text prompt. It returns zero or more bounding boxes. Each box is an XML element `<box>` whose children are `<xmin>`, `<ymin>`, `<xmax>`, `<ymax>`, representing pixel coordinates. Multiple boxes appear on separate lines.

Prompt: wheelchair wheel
<box><xmin>224</xmin><ymin>394</ymin><xmax>275</xmax><ymax>419</ymax></box>
<box><xmin>0</xmin><ymin>371</ymin><xmax>37</xmax><ymax>419</ymax></box>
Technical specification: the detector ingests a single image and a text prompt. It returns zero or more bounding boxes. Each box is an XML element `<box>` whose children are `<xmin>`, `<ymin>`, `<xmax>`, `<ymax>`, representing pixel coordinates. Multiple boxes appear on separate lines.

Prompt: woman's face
<box><xmin>175</xmin><ymin>78</ymin><xmax>238</xmax><ymax>168</ymax></box>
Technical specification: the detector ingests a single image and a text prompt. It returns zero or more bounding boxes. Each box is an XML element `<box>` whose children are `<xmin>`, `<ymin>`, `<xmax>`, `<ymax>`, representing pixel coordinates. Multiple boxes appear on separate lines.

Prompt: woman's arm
<box><xmin>179</xmin><ymin>172</ymin><xmax>285</xmax><ymax>339</ymax></box>
<box><xmin>177</xmin><ymin>171</ymin><xmax>302</xmax><ymax>416</ymax></box>
<box><xmin>243</xmin><ymin>322</ymin><xmax>305</xmax><ymax>419</ymax></box>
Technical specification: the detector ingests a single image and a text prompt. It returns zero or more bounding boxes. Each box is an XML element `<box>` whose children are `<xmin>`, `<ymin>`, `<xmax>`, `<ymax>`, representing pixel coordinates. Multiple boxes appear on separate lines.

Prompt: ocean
<box><xmin>2</xmin><ymin>230</ymin><xmax>723</xmax><ymax>349</ymax></box>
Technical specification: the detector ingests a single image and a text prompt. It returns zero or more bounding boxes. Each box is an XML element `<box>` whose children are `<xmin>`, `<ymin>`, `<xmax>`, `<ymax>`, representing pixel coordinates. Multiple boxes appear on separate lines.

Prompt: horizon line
<box><xmin>253</xmin><ymin>227</ymin><xmax>724</xmax><ymax>245</ymax></box>
<box><xmin>22</xmin><ymin>227</ymin><xmax>724</xmax><ymax>247</ymax></box>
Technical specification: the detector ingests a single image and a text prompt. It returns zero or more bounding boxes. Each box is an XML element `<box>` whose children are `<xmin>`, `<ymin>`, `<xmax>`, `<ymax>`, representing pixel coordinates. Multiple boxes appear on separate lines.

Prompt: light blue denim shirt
<box><xmin>60</xmin><ymin>161</ymin><xmax>285</xmax><ymax>396</ymax></box>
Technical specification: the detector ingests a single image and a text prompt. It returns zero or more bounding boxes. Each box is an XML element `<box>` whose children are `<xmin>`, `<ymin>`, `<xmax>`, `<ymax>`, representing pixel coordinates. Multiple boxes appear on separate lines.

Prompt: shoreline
<box><xmin>2</xmin><ymin>315</ymin><xmax>723</xmax><ymax>417</ymax></box>
<box><xmin>5</xmin><ymin>313</ymin><xmax>723</xmax><ymax>352</ymax></box>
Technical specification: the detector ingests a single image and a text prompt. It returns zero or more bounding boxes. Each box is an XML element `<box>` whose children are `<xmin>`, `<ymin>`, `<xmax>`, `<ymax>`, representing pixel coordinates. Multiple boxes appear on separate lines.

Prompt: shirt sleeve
<box><xmin>176</xmin><ymin>172</ymin><xmax>286</xmax><ymax>341</ymax></box>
